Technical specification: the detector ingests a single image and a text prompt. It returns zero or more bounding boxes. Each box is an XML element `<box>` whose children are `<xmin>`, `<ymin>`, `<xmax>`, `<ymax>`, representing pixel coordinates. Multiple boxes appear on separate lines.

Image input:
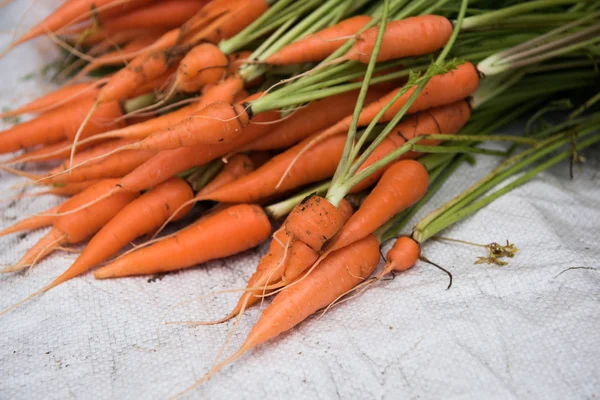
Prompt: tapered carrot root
<box><xmin>267</xmin><ymin>15</ymin><xmax>373</xmax><ymax>65</ymax></box>
<box><xmin>195</xmin><ymin>133</ymin><xmax>346</xmax><ymax>204</ymax></box>
<box><xmin>0</xmin><ymin>206</ymin><xmax>60</xmax><ymax>237</ymax></box>
<box><xmin>328</xmin><ymin>160</ymin><xmax>430</xmax><ymax>253</ymax></box>
<box><xmin>10</xmin><ymin>180</ymin><xmax>139</xmax><ymax>270</ymax></box>
<box><xmin>0</xmin><ymin>98</ymin><xmax>124</xmax><ymax>155</ymax></box>
<box><xmin>94</xmin><ymin>204</ymin><xmax>272</xmax><ymax>278</ymax></box>
<box><xmin>0</xmin><ymin>83</ymin><xmax>100</xmax><ymax>119</ymax></box>
<box><xmin>352</xmin><ymin>99</ymin><xmax>472</xmax><ymax>192</ymax></box>
<box><xmin>41</xmin><ymin>148</ymin><xmax>156</xmax><ymax>185</ymax></box>
<box><xmin>176</xmin><ymin>235</ymin><xmax>380</xmax><ymax>396</ymax></box>
<box><xmin>26</xmin><ymin>181</ymin><xmax>102</xmax><ymax>198</ymax></box>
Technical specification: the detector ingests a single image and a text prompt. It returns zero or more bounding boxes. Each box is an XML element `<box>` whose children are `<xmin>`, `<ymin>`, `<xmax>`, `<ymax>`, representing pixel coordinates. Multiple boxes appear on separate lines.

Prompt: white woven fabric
<box><xmin>1</xmin><ymin>3</ymin><xmax>599</xmax><ymax>399</ymax></box>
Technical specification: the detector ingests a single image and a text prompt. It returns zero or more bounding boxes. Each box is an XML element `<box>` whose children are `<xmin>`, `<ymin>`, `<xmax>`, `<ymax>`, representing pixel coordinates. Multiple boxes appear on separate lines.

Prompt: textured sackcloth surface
<box><xmin>0</xmin><ymin>2</ymin><xmax>599</xmax><ymax>399</ymax></box>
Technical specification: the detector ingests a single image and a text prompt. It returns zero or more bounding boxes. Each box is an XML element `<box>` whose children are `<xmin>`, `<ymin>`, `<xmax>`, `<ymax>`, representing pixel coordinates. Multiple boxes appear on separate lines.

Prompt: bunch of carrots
<box><xmin>1</xmin><ymin>0</ymin><xmax>599</xmax><ymax>395</ymax></box>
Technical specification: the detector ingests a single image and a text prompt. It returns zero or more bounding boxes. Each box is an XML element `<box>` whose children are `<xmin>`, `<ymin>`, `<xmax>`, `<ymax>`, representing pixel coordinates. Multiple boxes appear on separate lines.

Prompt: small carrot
<box><xmin>193</xmin><ymin>132</ymin><xmax>346</xmax><ymax>204</ymax></box>
<box><xmin>175</xmin><ymin>42</ymin><xmax>229</xmax><ymax>90</ymax></box>
<box><xmin>326</xmin><ymin>160</ymin><xmax>430</xmax><ymax>253</ymax></box>
<box><xmin>266</xmin><ymin>15</ymin><xmax>373</xmax><ymax>65</ymax></box>
<box><xmin>0</xmin><ymin>98</ymin><xmax>124</xmax><ymax>155</ymax></box>
<box><xmin>282</xmin><ymin>62</ymin><xmax>479</xmax><ymax>172</ymax></box>
<box><xmin>25</xmin><ymin>181</ymin><xmax>102</xmax><ymax>198</ymax></box>
<box><xmin>94</xmin><ymin>203</ymin><xmax>271</xmax><ymax>278</ymax></box>
<box><xmin>173</xmin><ymin>234</ymin><xmax>380</xmax><ymax>397</ymax></box>
<box><xmin>7</xmin><ymin>179</ymin><xmax>139</xmax><ymax>272</ymax></box>
<box><xmin>383</xmin><ymin>236</ymin><xmax>421</xmax><ymax>273</ymax></box>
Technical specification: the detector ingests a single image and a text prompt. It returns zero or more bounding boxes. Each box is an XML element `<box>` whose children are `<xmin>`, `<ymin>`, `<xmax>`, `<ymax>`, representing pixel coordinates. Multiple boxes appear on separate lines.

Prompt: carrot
<box><xmin>326</xmin><ymin>160</ymin><xmax>430</xmax><ymax>253</ymax></box>
<box><xmin>175</xmin><ymin>234</ymin><xmax>380</xmax><ymax>396</ymax></box>
<box><xmin>177</xmin><ymin>0</ymin><xmax>244</xmax><ymax>40</ymax></box>
<box><xmin>351</xmin><ymin>99</ymin><xmax>472</xmax><ymax>192</ymax></box>
<box><xmin>0</xmin><ymin>206</ymin><xmax>60</xmax><ymax>237</ymax></box>
<box><xmin>219</xmin><ymin>198</ymin><xmax>355</xmax><ymax>323</ymax></box>
<box><xmin>284</xmin><ymin>195</ymin><xmax>347</xmax><ymax>252</ymax></box>
<box><xmin>0</xmin><ymin>178</ymin><xmax>193</xmax><ymax>315</ymax></box>
<box><xmin>85</xmin><ymin>0</ymin><xmax>208</xmax><ymax>40</ymax></box>
<box><xmin>93</xmin><ymin>203</ymin><xmax>271</xmax><ymax>278</ymax></box>
<box><xmin>0</xmin><ymin>98</ymin><xmax>124</xmax><ymax>155</ymax></box>
<box><xmin>197</xmin><ymin>154</ymin><xmax>255</xmax><ymax>196</ymax></box>
<box><xmin>284</xmin><ymin>62</ymin><xmax>479</xmax><ymax>169</ymax></box>
<box><xmin>266</xmin><ymin>15</ymin><xmax>373</xmax><ymax>65</ymax></box>
<box><xmin>194</xmin><ymin>133</ymin><xmax>346</xmax><ymax>204</ymax></box>
<box><xmin>8</xmin><ymin>179</ymin><xmax>139</xmax><ymax>271</ymax></box>
<box><xmin>6</xmin><ymin>0</ymin><xmax>155</xmax><ymax>50</ymax></box>
<box><xmin>343</xmin><ymin>15</ymin><xmax>454</xmax><ymax>63</ymax></box>
<box><xmin>3</xmin><ymin>140</ymin><xmax>93</xmax><ymax>165</ymax></box>
<box><xmin>383</xmin><ymin>236</ymin><xmax>421</xmax><ymax>273</ymax></box>
<box><xmin>244</xmin><ymin>88</ymin><xmax>386</xmax><ymax>151</ymax></box>
<box><xmin>175</xmin><ymin>42</ymin><xmax>229</xmax><ymax>90</ymax></box>
<box><xmin>116</xmin><ymin>109</ymin><xmax>278</xmax><ymax>192</ymax></box>
<box><xmin>0</xmin><ymin>83</ymin><xmax>100</xmax><ymax>119</ymax></box>
<box><xmin>21</xmin><ymin>77</ymin><xmax>245</xmax><ymax>165</ymax></box>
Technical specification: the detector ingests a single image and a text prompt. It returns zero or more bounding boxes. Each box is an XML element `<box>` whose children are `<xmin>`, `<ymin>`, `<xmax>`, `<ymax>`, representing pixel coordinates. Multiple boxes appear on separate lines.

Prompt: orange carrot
<box><xmin>285</xmin><ymin>63</ymin><xmax>479</xmax><ymax>167</ymax></box>
<box><xmin>8</xmin><ymin>0</ymin><xmax>154</xmax><ymax>49</ymax></box>
<box><xmin>24</xmin><ymin>181</ymin><xmax>102</xmax><ymax>198</ymax></box>
<box><xmin>327</xmin><ymin>160</ymin><xmax>430</xmax><ymax>253</ymax></box>
<box><xmin>267</xmin><ymin>15</ymin><xmax>372</xmax><ymax>65</ymax></box>
<box><xmin>176</xmin><ymin>42</ymin><xmax>229</xmax><ymax>89</ymax></box>
<box><xmin>9</xmin><ymin>179</ymin><xmax>139</xmax><ymax>270</ymax></box>
<box><xmin>351</xmin><ymin>99</ymin><xmax>471</xmax><ymax>192</ymax></box>
<box><xmin>0</xmin><ymin>206</ymin><xmax>60</xmax><ymax>237</ymax></box>
<box><xmin>175</xmin><ymin>234</ymin><xmax>380</xmax><ymax>396</ymax></box>
<box><xmin>0</xmin><ymin>83</ymin><xmax>99</xmax><ymax>118</ymax></box>
<box><xmin>94</xmin><ymin>204</ymin><xmax>271</xmax><ymax>278</ymax></box>
<box><xmin>384</xmin><ymin>236</ymin><xmax>421</xmax><ymax>273</ymax></box>
<box><xmin>0</xmin><ymin>98</ymin><xmax>124</xmax><ymax>154</ymax></box>
<box><xmin>194</xmin><ymin>133</ymin><xmax>346</xmax><ymax>204</ymax></box>
<box><xmin>88</xmin><ymin>0</ymin><xmax>208</xmax><ymax>39</ymax></box>
<box><xmin>343</xmin><ymin>15</ymin><xmax>453</xmax><ymax>63</ymax></box>
<box><xmin>285</xmin><ymin>195</ymin><xmax>345</xmax><ymax>251</ymax></box>
<box><xmin>116</xmin><ymin>109</ymin><xmax>278</xmax><ymax>192</ymax></box>
<box><xmin>3</xmin><ymin>139</ymin><xmax>97</xmax><ymax>165</ymax></box>
<box><xmin>244</xmin><ymin>88</ymin><xmax>386</xmax><ymax>151</ymax></box>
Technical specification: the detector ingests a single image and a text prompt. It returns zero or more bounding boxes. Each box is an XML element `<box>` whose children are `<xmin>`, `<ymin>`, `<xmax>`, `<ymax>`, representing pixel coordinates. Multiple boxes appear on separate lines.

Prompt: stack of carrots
<box><xmin>1</xmin><ymin>0</ymin><xmax>599</xmax><ymax>395</ymax></box>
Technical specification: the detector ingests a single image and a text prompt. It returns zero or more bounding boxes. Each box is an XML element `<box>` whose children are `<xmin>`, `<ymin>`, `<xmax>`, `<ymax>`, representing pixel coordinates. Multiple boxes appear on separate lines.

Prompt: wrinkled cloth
<box><xmin>1</xmin><ymin>2</ymin><xmax>599</xmax><ymax>399</ymax></box>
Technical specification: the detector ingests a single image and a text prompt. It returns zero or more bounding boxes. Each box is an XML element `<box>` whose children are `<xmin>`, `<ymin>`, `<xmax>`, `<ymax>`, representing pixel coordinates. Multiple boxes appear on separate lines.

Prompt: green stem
<box><xmin>417</xmin><ymin>132</ymin><xmax>600</xmax><ymax>243</ymax></box>
<box><xmin>264</xmin><ymin>181</ymin><xmax>331</xmax><ymax>220</ymax></box>
<box><xmin>326</xmin><ymin>0</ymin><xmax>391</xmax><ymax>206</ymax></box>
<box><xmin>123</xmin><ymin>93</ymin><xmax>156</xmax><ymax>114</ymax></box>
<box><xmin>462</xmin><ymin>0</ymin><xmax>584</xmax><ymax>30</ymax></box>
